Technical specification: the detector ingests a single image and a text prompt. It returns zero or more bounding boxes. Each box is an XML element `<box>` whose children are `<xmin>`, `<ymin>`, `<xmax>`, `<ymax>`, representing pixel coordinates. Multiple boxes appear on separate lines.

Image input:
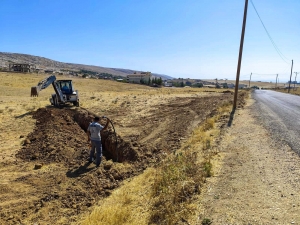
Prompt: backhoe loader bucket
<box><xmin>31</xmin><ymin>86</ymin><xmax>39</xmax><ymax>97</ymax></box>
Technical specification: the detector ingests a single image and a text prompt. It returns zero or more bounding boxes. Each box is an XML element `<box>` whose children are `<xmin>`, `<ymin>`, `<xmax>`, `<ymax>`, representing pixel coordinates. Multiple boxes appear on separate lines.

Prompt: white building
<box><xmin>164</xmin><ymin>81</ymin><xmax>173</xmax><ymax>87</ymax></box>
<box><xmin>127</xmin><ymin>72</ymin><xmax>151</xmax><ymax>83</ymax></box>
<box><xmin>227</xmin><ymin>83</ymin><xmax>247</xmax><ymax>89</ymax></box>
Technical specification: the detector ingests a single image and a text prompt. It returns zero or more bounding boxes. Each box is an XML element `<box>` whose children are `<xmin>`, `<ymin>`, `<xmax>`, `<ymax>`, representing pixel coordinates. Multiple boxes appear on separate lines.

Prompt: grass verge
<box><xmin>148</xmin><ymin>100</ymin><xmax>234</xmax><ymax>224</ymax></box>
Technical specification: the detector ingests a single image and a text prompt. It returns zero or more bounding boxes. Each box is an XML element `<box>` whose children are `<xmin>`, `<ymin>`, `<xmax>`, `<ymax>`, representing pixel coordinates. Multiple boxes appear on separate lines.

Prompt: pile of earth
<box><xmin>17</xmin><ymin>108</ymin><xmax>142</xmax><ymax>164</ymax></box>
<box><xmin>10</xmin><ymin>107</ymin><xmax>163</xmax><ymax>224</ymax></box>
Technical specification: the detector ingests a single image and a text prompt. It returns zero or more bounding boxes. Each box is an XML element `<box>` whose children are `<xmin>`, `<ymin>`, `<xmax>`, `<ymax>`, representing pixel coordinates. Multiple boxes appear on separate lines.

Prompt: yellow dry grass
<box><xmin>79</xmin><ymin>167</ymin><xmax>156</xmax><ymax>225</ymax></box>
<box><xmin>276</xmin><ymin>86</ymin><xmax>300</xmax><ymax>96</ymax></box>
<box><xmin>203</xmin><ymin>79</ymin><xmax>286</xmax><ymax>89</ymax></box>
<box><xmin>0</xmin><ymin>72</ymin><xmax>237</xmax><ymax>225</ymax></box>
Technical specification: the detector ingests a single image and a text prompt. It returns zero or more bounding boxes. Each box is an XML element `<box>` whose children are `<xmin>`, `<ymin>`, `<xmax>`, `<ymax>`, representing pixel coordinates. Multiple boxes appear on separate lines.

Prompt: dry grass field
<box><xmin>276</xmin><ymin>85</ymin><xmax>300</xmax><ymax>95</ymax></box>
<box><xmin>203</xmin><ymin>79</ymin><xmax>289</xmax><ymax>89</ymax></box>
<box><xmin>0</xmin><ymin>72</ymin><xmax>247</xmax><ymax>225</ymax></box>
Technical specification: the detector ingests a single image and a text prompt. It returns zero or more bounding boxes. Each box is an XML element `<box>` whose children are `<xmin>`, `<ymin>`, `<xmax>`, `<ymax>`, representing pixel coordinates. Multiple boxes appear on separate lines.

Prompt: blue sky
<box><xmin>1</xmin><ymin>0</ymin><xmax>299</xmax><ymax>82</ymax></box>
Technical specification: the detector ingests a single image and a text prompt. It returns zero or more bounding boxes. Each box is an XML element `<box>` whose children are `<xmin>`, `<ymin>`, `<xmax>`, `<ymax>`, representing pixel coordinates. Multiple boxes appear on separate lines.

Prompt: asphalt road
<box><xmin>252</xmin><ymin>90</ymin><xmax>300</xmax><ymax>154</ymax></box>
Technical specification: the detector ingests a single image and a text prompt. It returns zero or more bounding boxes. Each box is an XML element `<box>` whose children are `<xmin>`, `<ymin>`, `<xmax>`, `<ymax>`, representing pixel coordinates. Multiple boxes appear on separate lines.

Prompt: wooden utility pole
<box><xmin>233</xmin><ymin>0</ymin><xmax>248</xmax><ymax>109</ymax></box>
<box><xmin>288</xmin><ymin>60</ymin><xmax>293</xmax><ymax>93</ymax></box>
<box><xmin>294</xmin><ymin>72</ymin><xmax>298</xmax><ymax>90</ymax></box>
<box><xmin>249</xmin><ymin>72</ymin><xmax>252</xmax><ymax>88</ymax></box>
<box><xmin>275</xmin><ymin>74</ymin><xmax>278</xmax><ymax>89</ymax></box>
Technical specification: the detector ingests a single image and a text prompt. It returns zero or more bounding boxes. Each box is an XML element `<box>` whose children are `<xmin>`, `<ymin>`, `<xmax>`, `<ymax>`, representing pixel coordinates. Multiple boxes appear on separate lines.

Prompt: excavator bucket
<box><xmin>31</xmin><ymin>86</ymin><xmax>39</xmax><ymax>97</ymax></box>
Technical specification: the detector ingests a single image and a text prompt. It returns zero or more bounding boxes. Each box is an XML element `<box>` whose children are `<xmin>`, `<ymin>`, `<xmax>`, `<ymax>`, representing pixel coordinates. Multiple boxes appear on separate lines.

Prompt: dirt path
<box><xmin>198</xmin><ymin>98</ymin><xmax>300</xmax><ymax>224</ymax></box>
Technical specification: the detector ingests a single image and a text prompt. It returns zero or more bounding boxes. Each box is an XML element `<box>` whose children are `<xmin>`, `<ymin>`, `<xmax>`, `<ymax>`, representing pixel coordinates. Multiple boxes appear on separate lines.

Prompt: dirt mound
<box><xmin>8</xmin><ymin>108</ymin><xmax>144</xmax><ymax>224</ymax></box>
<box><xmin>17</xmin><ymin>108</ymin><xmax>87</xmax><ymax>164</ymax></box>
<box><xmin>17</xmin><ymin>108</ymin><xmax>138</xmax><ymax>164</ymax></box>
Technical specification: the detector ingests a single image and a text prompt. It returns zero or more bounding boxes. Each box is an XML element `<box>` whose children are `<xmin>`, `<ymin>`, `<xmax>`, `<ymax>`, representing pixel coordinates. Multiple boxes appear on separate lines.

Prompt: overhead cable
<box><xmin>250</xmin><ymin>0</ymin><xmax>290</xmax><ymax>64</ymax></box>
<box><xmin>251</xmin><ymin>73</ymin><xmax>278</xmax><ymax>75</ymax></box>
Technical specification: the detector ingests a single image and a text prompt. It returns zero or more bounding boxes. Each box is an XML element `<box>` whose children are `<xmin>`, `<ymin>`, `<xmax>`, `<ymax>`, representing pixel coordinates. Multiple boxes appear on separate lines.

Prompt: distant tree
<box><xmin>192</xmin><ymin>83</ymin><xmax>203</xmax><ymax>88</ymax></box>
<box><xmin>157</xmin><ymin>77</ymin><xmax>162</xmax><ymax>85</ymax></box>
<box><xmin>180</xmin><ymin>81</ymin><xmax>184</xmax><ymax>87</ymax></box>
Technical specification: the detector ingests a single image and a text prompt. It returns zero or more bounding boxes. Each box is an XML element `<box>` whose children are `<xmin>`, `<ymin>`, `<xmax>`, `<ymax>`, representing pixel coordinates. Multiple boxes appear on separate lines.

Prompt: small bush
<box><xmin>202</xmin><ymin>118</ymin><xmax>215</xmax><ymax>131</ymax></box>
<box><xmin>203</xmin><ymin>161</ymin><xmax>213</xmax><ymax>177</ymax></box>
<box><xmin>202</xmin><ymin>218</ymin><xmax>212</xmax><ymax>225</ymax></box>
<box><xmin>204</xmin><ymin>139</ymin><xmax>211</xmax><ymax>149</ymax></box>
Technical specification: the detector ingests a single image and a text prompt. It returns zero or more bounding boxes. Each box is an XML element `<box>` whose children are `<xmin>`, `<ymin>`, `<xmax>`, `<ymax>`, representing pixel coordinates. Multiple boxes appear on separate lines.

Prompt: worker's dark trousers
<box><xmin>90</xmin><ymin>140</ymin><xmax>102</xmax><ymax>166</ymax></box>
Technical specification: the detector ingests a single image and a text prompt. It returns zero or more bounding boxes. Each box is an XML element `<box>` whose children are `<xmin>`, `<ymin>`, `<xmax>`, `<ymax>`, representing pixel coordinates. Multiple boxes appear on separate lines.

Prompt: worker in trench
<box><xmin>87</xmin><ymin>116</ymin><xmax>109</xmax><ymax>167</ymax></box>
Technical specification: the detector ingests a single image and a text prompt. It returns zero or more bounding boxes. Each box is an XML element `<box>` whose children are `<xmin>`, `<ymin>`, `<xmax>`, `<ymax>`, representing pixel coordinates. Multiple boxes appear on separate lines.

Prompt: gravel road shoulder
<box><xmin>197</xmin><ymin>97</ymin><xmax>300</xmax><ymax>224</ymax></box>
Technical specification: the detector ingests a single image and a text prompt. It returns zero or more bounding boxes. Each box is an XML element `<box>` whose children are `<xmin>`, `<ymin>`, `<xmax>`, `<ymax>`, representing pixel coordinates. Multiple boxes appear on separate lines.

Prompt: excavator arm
<box><xmin>31</xmin><ymin>75</ymin><xmax>56</xmax><ymax>97</ymax></box>
<box><xmin>31</xmin><ymin>75</ymin><xmax>64</xmax><ymax>103</ymax></box>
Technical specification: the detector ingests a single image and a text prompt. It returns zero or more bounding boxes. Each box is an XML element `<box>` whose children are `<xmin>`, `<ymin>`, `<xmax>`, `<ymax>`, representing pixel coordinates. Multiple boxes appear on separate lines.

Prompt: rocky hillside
<box><xmin>0</xmin><ymin>52</ymin><xmax>173</xmax><ymax>79</ymax></box>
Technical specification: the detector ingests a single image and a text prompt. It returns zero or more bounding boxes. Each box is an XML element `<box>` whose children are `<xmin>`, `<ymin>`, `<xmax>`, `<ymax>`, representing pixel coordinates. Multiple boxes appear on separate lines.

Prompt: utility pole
<box><xmin>215</xmin><ymin>78</ymin><xmax>218</xmax><ymax>88</ymax></box>
<box><xmin>249</xmin><ymin>72</ymin><xmax>252</xmax><ymax>88</ymax></box>
<box><xmin>275</xmin><ymin>74</ymin><xmax>278</xmax><ymax>89</ymax></box>
<box><xmin>294</xmin><ymin>72</ymin><xmax>298</xmax><ymax>90</ymax></box>
<box><xmin>233</xmin><ymin>0</ymin><xmax>248</xmax><ymax>109</ymax></box>
<box><xmin>288</xmin><ymin>60</ymin><xmax>293</xmax><ymax>93</ymax></box>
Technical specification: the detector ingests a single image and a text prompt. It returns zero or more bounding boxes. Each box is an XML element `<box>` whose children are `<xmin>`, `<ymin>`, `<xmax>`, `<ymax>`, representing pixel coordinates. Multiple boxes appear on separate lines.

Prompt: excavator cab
<box><xmin>51</xmin><ymin>79</ymin><xmax>79</xmax><ymax>107</ymax></box>
<box><xmin>58</xmin><ymin>80</ymin><xmax>73</xmax><ymax>95</ymax></box>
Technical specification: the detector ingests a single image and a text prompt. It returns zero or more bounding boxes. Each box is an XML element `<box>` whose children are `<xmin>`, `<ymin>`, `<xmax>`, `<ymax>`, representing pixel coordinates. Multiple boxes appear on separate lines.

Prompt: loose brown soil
<box><xmin>0</xmin><ymin>89</ymin><xmax>238</xmax><ymax>224</ymax></box>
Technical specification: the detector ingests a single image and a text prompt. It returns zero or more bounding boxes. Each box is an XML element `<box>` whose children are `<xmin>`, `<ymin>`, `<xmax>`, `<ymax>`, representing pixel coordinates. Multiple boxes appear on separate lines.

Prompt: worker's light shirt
<box><xmin>88</xmin><ymin>122</ymin><xmax>104</xmax><ymax>141</ymax></box>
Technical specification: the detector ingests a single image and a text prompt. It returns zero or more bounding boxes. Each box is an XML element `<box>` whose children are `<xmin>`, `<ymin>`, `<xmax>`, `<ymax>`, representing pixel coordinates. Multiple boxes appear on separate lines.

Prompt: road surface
<box><xmin>253</xmin><ymin>89</ymin><xmax>300</xmax><ymax>154</ymax></box>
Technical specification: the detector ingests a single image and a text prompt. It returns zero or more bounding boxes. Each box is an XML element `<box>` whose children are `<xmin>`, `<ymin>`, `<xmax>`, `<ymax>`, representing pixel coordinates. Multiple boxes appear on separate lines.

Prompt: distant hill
<box><xmin>0</xmin><ymin>52</ymin><xmax>173</xmax><ymax>80</ymax></box>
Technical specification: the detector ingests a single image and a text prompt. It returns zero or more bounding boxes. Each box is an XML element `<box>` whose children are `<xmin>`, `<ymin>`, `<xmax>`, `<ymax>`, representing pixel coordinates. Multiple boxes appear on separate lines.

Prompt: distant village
<box><xmin>1</xmin><ymin>63</ymin><xmax>250</xmax><ymax>89</ymax></box>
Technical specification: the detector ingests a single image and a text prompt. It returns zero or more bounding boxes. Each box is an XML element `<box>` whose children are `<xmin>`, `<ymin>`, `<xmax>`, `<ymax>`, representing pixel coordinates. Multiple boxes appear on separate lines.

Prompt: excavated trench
<box><xmin>10</xmin><ymin>107</ymin><xmax>147</xmax><ymax>225</ymax></box>
<box><xmin>17</xmin><ymin>107</ymin><xmax>138</xmax><ymax>164</ymax></box>
<box><xmin>72</xmin><ymin>108</ymin><xmax>138</xmax><ymax>163</ymax></box>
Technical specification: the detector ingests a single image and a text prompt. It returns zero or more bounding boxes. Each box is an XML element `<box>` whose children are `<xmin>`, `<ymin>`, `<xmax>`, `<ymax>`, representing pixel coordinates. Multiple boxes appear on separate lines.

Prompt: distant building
<box><xmin>164</xmin><ymin>81</ymin><xmax>173</xmax><ymax>87</ymax></box>
<box><xmin>227</xmin><ymin>83</ymin><xmax>247</xmax><ymax>89</ymax></box>
<box><xmin>9</xmin><ymin>63</ymin><xmax>34</xmax><ymax>72</ymax></box>
<box><xmin>238</xmin><ymin>84</ymin><xmax>247</xmax><ymax>89</ymax></box>
<box><xmin>227</xmin><ymin>83</ymin><xmax>235</xmax><ymax>88</ymax></box>
<box><xmin>44</xmin><ymin>69</ymin><xmax>54</xmax><ymax>74</ymax></box>
<box><xmin>127</xmin><ymin>72</ymin><xmax>151</xmax><ymax>83</ymax></box>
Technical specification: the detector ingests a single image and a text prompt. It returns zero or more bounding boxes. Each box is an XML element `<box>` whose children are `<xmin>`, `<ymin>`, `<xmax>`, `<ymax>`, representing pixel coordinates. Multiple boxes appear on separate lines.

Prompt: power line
<box><xmin>250</xmin><ymin>0</ymin><xmax>290</xmax><ymax>64</ymax></box>
<box><xmin>251</xmin><ymin>73</ymin><xmax>278</xmax><ymax>76</ymax></box>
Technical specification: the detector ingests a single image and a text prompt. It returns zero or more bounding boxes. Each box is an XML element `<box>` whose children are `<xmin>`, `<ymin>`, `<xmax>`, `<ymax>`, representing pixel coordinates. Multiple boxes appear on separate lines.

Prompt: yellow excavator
<box><xmin>31</xmin><ymin>75</ymin><xmax>79</xmax><ymax>107</ymax></box>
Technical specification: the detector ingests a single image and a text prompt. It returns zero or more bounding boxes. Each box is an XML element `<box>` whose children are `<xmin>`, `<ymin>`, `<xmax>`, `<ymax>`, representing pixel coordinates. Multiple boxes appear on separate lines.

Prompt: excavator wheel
<box><xmin>73</xmin><ymin>101</ymin><xmax>79</xmax><ymax>107</ymax></box>
<box><xmin>52</xmin><ymin>95</ymin><xmax>59</xmax><ymax>107</ymax></box>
